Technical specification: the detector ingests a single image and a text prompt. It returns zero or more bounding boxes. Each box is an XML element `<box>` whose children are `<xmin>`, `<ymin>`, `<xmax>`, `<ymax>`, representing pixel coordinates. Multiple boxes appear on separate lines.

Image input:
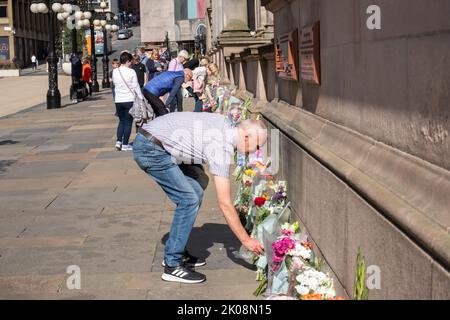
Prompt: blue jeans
<box><xmin>115</xmin><ymin>102</ymin><xmax>133</xmax><ymax>145</ymax></box>
<box><xmin>170</xmin><ymin>88</ymin><xmax>184</xmax><ymax>113</ymax></box>
<box><xmin>133</xmin><ymin>133</ymin><xmax>204</xmax><ymax>267</ymax></box>
<box><xmin>194</xmin><ymin>94</ymin><xmax>203</xmax><ymax>113</ymax></box>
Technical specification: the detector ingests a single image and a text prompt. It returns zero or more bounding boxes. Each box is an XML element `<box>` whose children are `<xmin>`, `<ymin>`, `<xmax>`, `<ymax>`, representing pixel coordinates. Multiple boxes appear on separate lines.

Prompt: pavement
<box><xmin>0</xmin><ymin>89</ymin><xmax>259</xmax><ymax>300</ymax></box>
<box><xmin>0</xmin><ymin>66</ymin><xmax>73</xmax><ymax>118</ymax></box>
<box><xmin>0</xmin><ymin>25</ymin><xmax>142</xmax><ymax>119</ymax></box>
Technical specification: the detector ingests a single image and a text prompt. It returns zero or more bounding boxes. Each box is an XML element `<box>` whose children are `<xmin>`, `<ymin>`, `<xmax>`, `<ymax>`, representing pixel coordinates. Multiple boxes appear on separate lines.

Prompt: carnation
<box><xmin>287</xmin><ymin>242</ymin><xmax>311</xmax><ymax>261</ymax></box>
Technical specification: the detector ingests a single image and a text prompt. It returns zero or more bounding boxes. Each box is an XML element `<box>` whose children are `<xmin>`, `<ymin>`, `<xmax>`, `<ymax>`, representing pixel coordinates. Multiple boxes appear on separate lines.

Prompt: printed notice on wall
<box><xmin>300</xmin><ymin>22</ymin><xmax>321</xmax><ymax>85</ymax></box>
<box><xmin>275</xmin><ymin>30</ymin><xmax>299</xmax><ymax>81</ymax></box>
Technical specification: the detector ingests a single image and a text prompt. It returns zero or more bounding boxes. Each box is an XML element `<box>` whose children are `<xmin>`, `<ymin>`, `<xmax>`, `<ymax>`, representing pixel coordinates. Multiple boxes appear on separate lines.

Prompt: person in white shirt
<box><xmin>112</xmin><ymin>52</ymin><xmax>144</xmax><ymax>151</ymax></box>
<box><xmin>168</xmin><ymin>50</ymin><xmax>189</xmax><ymax>112</ymax></box>
<box><xmin>31</xmin><ymin>54</ymin><xmax>38</xmax><ymax>71</ymax></box>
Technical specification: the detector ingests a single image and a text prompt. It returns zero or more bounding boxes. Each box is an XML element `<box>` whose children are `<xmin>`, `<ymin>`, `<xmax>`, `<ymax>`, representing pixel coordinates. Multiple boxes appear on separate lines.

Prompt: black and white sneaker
<box><xmin>162</xmin><ymin>251</ymin><xmax>207</xmax><ymax>268</ymax></box>
<box><xmin>162</xmin><ymin>265</ymin><xmax>206</xmax><ymax>284</ymax></box>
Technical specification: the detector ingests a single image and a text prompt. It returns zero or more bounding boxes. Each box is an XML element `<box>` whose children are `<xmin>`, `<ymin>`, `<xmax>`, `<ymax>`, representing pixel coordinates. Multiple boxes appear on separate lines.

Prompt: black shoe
<box><xmin>162</xmin><ymin>251</ymin><xmax>206</xmax><ymax>268</ymax></box>
<box><xmin>162</xmin><ymin>265</ymin><xmax>206</xmax><ymax>284</ymax></box>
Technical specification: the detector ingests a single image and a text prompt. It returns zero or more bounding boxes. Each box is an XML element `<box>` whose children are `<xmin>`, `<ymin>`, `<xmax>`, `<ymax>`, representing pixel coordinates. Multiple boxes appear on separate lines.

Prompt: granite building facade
<box><xmin>140</xmin><ymin>0</ymin><xmax>206</xmax><ymax>52</ymax></box>
<box><xmin>0</xmin><ymin>0</ymin><xmax>49</xmax><ymax>67</ymax></box>
<box><xmin>206</xmin><ymin>0</ymin><xmax>450</xmax><ymax>299</ymax></box>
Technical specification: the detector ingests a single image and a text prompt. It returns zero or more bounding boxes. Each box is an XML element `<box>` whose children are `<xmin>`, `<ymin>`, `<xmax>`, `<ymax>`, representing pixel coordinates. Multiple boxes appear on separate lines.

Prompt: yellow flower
<box><xmin>245</xmin><ymin>169</ymin><xmax>256</xmax><ymax>177</ymax></box>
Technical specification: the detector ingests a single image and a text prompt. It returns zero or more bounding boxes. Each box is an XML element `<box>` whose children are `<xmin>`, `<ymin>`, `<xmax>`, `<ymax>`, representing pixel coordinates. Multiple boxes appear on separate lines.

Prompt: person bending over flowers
<box><xmin>133</xmin><ymin>113</ymin><xmax>267</xmax><ymax>284</ymax></box>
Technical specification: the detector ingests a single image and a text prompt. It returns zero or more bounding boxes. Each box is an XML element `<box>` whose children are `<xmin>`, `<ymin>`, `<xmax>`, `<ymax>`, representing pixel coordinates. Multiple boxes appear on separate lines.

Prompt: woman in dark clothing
<box><xmin>145</xmin><ymin>50</ymin><xmax>163</xmax><ymax>81</ymax></box>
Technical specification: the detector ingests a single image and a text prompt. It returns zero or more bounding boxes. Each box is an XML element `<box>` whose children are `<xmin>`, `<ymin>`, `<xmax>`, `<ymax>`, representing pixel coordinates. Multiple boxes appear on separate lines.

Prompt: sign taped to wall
<box><xmin>275</xmin><ymin>30</ymin><xmax>298</xmax><ymax>81</ymax></box>
<box><xmin>300</xmin><ymin>22</ymin><xmax>321</xmax><ymax>85</ymax></box>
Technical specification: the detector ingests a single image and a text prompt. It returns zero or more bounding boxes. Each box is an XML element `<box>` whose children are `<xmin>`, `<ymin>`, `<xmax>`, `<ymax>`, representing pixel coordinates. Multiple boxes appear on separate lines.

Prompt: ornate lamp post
<box><xmin>63</xmin><ymin>1</ymin><xmax>119</xmax><ymax>91</ymax></box>
<box><xmin>77</xmin><ymin>0</ymin><xmax>100</xmax><ymax>92</ymax></box>
<box><xmin>30</xmin><ymin>0</ymin><xmax>63</xmax><ymax>109</ymax></box>
<box><xmin>94</xmin><ymin>1</ymin><xmax>119</xmax><ymax>89</ymax></box>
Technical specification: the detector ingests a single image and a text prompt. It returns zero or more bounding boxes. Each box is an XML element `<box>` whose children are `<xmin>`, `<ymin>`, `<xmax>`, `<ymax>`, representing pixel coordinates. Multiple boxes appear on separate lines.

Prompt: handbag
<box><xmin>117</xmin><ymin>68</ymin><xmax>154</xmax><ymax>127</ymax></box>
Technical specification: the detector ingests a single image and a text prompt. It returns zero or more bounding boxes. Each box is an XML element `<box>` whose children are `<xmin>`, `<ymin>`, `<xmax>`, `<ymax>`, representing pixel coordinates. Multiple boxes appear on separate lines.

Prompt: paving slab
<box><xmin>32</xmin><ymin>144</ymin><xmax>73</xmax><ymax>153</ymax></box>
<box><xmin>0</xmin><ymin>160</ymin><xmax>88</xmax><ymax>179</ymax></box>
<box><xmin>0</xmin><ymin>191</ymin><xmax>58</xmax><ymax>210</ymax></box>
<box><xmin>0</xmin><ymin>93</ymin><xmax>258</xmax><ymax>300</ymax></box>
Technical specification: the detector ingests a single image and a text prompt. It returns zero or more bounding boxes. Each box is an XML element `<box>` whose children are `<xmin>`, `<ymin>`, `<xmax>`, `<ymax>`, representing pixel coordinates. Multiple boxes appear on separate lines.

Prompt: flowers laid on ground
<box><xmin>295</xmin><ymin>267</ymin><xmax>336</xmax><ymax>299</ymax></box>
<box><xmin>227</xmin><ymin>92</ymin><xmax>367</xmax><ymax>301</ymax></box>
<box><xmin>232</xmin><ymin>144</ymin><xmax>341</xmax><ymax>300</ymax></box>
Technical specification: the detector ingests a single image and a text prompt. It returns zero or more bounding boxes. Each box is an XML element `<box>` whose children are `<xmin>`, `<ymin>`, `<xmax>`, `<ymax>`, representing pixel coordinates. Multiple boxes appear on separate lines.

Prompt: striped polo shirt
<box><xmin>142</xmin><ymin>112</ymin><xmax>237</xmax><ymax>177</ymax></box>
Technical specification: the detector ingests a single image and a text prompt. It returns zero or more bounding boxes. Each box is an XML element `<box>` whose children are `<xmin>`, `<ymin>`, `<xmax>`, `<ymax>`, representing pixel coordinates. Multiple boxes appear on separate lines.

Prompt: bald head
<box><xmin>236</xmin><ymin>119</ymin><xmax>268</xmax><ymax>154</ymax></box>
<box><xmin>184</xmin><ymin>68</ymin><xmax>193</xmax><ymax>82</ymax></box>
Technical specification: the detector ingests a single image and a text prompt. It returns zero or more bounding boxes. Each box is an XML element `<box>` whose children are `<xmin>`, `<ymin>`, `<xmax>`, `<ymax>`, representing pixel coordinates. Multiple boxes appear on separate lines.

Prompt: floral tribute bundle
<box><xmin>225</xmin><ymin>94</ymin><xmax>366</xmax><ymax>301</ymax></box>
<box><xmin>233</xmin><ymin>158</ymin><xmax>344</xmax><ymax>300</ymax></box>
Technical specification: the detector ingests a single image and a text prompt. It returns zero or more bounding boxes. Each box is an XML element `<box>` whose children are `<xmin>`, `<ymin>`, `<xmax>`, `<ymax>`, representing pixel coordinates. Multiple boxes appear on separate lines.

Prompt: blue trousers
<box><xmin>133</xmin><ymin>133</ymin><xmax>204</xmax><ymax>267</ymax></box>
<box><xmin>115</xmin><ymin>102</ymin><xmax>133</xmax><ymax>145</ymax></box>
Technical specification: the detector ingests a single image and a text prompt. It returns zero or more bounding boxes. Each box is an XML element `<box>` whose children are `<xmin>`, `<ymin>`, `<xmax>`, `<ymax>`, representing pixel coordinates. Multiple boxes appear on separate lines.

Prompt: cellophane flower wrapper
<box><xmin>232</xmin><ymin>246</ymin><xmax>257</xmax><ymax>265</ymax></box>
<box><xmin>263</xmin><ymin>205</ymin><xmax>294</xmax><ymax>297</ymax></box>
<box><xmin>269</xmin><ymin>260</ymin><xmax>290</xmax><ymax>296</ymax></box>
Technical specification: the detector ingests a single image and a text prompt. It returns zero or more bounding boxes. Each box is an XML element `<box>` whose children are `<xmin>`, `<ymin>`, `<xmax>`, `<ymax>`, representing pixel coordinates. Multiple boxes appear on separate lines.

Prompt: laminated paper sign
<box><xmin>275</xmin><ymin>30</ymin><xmax>299</xmax><ymax>81</ymax></box>
<box><xmin>300</xmin><ymin>22</ymin><xmax>321</xmax><ymax>85</ymax></box>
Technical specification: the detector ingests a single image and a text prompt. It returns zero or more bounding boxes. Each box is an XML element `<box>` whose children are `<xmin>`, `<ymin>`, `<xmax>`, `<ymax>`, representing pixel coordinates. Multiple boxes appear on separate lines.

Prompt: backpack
<box><xmin>117</xmin><ymin>68</ymin><xmax>154</xmax><ymax>127</ymax></box>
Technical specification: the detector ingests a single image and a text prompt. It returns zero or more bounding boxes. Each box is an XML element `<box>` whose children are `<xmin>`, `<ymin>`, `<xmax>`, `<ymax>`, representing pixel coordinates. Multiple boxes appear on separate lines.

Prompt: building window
<box><xmin>0</xmin><ymin>2</ymin><xmax>8</xmax><ymax>18</ymax></box>
<box><xmin>175</xmin><ymin>0</ymin><xmax>205</xmax><ymax>21</ymax></box>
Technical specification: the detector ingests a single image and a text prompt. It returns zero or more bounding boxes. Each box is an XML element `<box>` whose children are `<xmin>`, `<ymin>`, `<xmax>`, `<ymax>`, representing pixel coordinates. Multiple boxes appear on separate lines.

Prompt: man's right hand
<box><xmin>214</xmin><ymin>176</ymin><xmax>265</xmax><ymax>257</ymax></box>
<box><xmin>243</xmin><ymin>237</ymin><xmax>264</xmax><ymax>256</ymax></box>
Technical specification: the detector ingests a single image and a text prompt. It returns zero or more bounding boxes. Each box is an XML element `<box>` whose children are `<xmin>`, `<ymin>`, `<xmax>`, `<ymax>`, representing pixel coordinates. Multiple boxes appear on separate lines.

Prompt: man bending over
<box><xmin>133</xmin><ymin>112</ymin><xmax>267</xmax><ymax>284</ymax></box>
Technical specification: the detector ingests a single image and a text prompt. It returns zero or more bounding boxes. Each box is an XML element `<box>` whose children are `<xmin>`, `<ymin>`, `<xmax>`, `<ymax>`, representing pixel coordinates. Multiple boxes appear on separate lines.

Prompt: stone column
<box><xmin>226</xmin><ymin>56</ymin><xmax>235</xmax><ymax>86</ymax></box>
<box><xmin>232</xmin><ymin>54</ymin><xmax>246</xmax><ymax>91</ymax></box>
<box><xmin>256</xmin><ymin>60</ymin><xmax>267</xmax><ymax>101</ymax></box>
<box><xmin>219</xmin><ymin>49</ymin><xmax>229</xmax><ymax>83</ymax></box>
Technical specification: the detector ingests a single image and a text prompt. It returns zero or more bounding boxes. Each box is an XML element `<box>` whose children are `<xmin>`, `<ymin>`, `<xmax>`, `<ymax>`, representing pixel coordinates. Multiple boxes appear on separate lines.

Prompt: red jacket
<box><xmin>82</xmin><ymin>63</ymin><xmax>92</xmax><ymax>83</ymax></box>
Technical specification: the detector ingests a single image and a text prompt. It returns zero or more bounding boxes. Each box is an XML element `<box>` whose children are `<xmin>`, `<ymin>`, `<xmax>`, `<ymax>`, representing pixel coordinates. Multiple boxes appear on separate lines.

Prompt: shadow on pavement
<box><xmin>0</xmin><ymin>140</ymin><xmax>19</xmax><ymax>146</ymax></box>
<box><xmin>161</xmin><ymin>223</ymin><xmax>257</xmax><ymax>271</ymax></box>
<box><xmin>0</xmin><ymin>160</ymin><xmax>17</xmax><ymax>174</ymax></box>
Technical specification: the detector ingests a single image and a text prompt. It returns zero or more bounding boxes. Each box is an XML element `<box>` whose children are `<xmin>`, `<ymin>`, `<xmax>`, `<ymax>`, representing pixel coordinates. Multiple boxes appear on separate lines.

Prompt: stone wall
<box><xmin>140</xmin><ymin>0</ymin><xmax>176</xmax><ymax>43</ymax></box>
<box><xmin>220</xmin><ymin>0</ymin><xmax>450</xmax><ymax>299</ymax></box>
<box><xmin>268</xmin><ymin>0</ymin><xmax>450</xmax><ymax>171</ymax></box>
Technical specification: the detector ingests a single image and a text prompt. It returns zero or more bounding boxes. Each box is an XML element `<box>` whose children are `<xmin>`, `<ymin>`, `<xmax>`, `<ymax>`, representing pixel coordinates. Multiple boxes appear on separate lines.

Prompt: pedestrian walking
<box><xmin>82</xmin><ymin>57</ymin><xmax>92</xmax><ymax>97</ymax></box>
<box><xmin>133</xmin><ymin>113</ymin><xmax>267</xmax><ymax>284</ymax></box>
<box><xmin>142</xmin><ymin>69</ymin><xmax>193</xmax><ymax>116</ymax></box>
<box><xmin>168</xmin><ymin>50</ymin><xmax>190</xmax><ymax>112</ymax></box>
<box><xmin>31</xmin><ymin>54</ymin><xmax>38</xmax><ymax>70</ymax></box>
<box><xmin>109</xmin><ymin>59</ymin><xmax>120</xmax><ymax>102</ymax></box>
<box><xmin>131</xmin><ymin>54</ymin><xmax>147</xmax><ymax>88</ymax></box>
<box><xmin>70</xmin><ymin>52</ymin><xmax>83</xmax><ymax>103</ymax></box>
<box><xmin>112</xmin><ymin>52</ymin><xmax>144</xmax><ymax>151</ymax></box>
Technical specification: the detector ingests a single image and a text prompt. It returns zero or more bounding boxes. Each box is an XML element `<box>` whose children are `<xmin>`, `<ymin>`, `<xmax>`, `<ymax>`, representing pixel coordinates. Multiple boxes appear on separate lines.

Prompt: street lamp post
<box><xmin>70</xmin><ymin>12</ymin><xmax>78</xmax><ymax>101</ymax></box>
<box><xmin>30</xmin><ymin>0</ymin><xmax>62</xmax><ymax>109</ymax></box>
<box><xmin>101</xmin><ymin>25</ymin><xmax>110</xmax><ymax>89</ymax></box>
<box><xmin>82</xmin><ymin>0</ymin><xmax>99</xmax><ymax>92</ymax></box>
<box><xmin>96</xmin><ymin>1</ymin><xmax>119</xmax><ymax>89</ymax></box>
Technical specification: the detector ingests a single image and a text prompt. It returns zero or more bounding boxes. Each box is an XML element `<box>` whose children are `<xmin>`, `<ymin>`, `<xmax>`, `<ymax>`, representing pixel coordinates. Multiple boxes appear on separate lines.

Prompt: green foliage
<box><xmin>55</xmin><ymin>25</ymin><xmax>86</xmax><ymax>59</ymax></box>
<box><xmin>0</xmin><ymin>61</ymin><xmax>17</xmax><ymax>69</ymax></box>
<box><xmin>254</xmin><ymin>207</ymin><xmax>271</xmax><ymax>226</ymax></box>
<box><xmin>253</xmin><ymin>278</ymin><xmax>268</xmax><ymax>297</ymax></box>
<box><xmin>354</xmin><ymin>249</ymin><xmax>370</xmax><ymax>300</ymax></box>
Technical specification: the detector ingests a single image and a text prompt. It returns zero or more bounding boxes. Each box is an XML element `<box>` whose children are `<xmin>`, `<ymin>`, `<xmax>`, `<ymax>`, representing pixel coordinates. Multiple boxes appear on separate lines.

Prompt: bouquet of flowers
<box><xmin>294</xmin><ymin>267</ymin><xmax>336</xmax><ymax>300</ymax></box>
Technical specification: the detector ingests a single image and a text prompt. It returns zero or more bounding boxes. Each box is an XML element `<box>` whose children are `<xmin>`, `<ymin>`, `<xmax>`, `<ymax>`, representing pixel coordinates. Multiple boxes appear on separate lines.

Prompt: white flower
<box><xmin>287</xmin><ymin>242</ymin><xmax>311</xmax><ymax>260</ymax></box>
<box><xmin>295</xmin><ymin>267</ymin><xmax>336</xmax><ymax>298</ymax></box>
